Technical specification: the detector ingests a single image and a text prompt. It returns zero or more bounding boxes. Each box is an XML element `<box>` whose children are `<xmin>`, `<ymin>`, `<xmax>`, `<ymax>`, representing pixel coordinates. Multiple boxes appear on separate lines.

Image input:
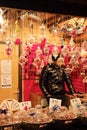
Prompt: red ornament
<box><xmin>82</xmin><ymin>26</ymin><xmax>87</xmax><ymax>32</ymax></box>
<box><xmin>70</xmin><ymin>30</ymin><xmax>77</xmax><ymax>37</ymax></box>
<box><xmin>15</xmin><ymin>38</ymin><xmax>21</xmax><ymax>45</ymax></box>
<box><xmin>6</xmin><ymin>46</ymin><xmax>12</xmax><ymax>56</ymax></box>
<box><xmin>25</xmin><ymin>45</ymin><xmax>31</xmax><ymax>53</ymax></box>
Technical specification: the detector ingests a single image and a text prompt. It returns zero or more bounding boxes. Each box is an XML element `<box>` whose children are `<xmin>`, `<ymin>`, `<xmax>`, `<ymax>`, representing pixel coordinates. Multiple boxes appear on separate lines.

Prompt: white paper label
<box><xmin>49</xmin><ymin>98</ymin><xmax>61</xmax><ymax>111</ymax></box>
<box><xmin>70</xmin><ymin>98</ymin><xmax>81</xmax><ymax>108</ymax></box>
<box><xmin>19</xmin><ymin>101</ymin><xmax>32</xmax><ymax>110</ymax></box>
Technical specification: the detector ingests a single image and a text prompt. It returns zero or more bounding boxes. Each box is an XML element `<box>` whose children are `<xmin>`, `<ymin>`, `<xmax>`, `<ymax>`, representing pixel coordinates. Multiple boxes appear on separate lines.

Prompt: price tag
<box><xmin>19</xmin><ymin>101</ymin><xmax>32</xmax><ymax>110</ymax></box>
<box><xmin>49</xmin><ymin>98</ymin><xmax>61</xmax><ymax>111</ymax></box>
<box><xmin>70</xmin><ymin>98</ymin><xmax>81</xmax><ymax>108</ymax></box>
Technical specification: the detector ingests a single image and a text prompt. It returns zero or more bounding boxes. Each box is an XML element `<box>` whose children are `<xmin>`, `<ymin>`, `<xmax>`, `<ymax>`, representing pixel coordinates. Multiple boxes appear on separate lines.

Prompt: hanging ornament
<box><xmin>0</xmin><ymin>8</ymin><xmax>8</xmax><ymax>33</ymax></box>
<box><xmin>40</xmin><ymin>60</ymin><xmax>44</xmax><ymax>69</ymax></box>
<box><xmin>40</xmin><ymin>38</ymin><xmax>46</xmax><ymax>50</ymax></box>
<box><xmin>82</xmin><ymin>26</ymin><xmax>87</xmax><ymax>32</ymax></box>
<box><xmin>70</xmin><ymin>29</ymin><xmax>77</xmax><ymax>37</ymax></box>
<box><xmin>83</xmin><ymin>76</ymin><xmax>87</xmax><ymax>83</ymax></box>
<box><xmin>35</xmin><ymin>47</ymin><xmax>42</xmax><ymax>57</ymax></box>
<box><xmin>32</xmin><ymin>57</ymin><xmax>41</xmax><ymax>70</ymax></box>
<box><xmin>19</xmin><ymin>55</ymin><xmax>28</xmax><ymax>66</ymax></box>
<box><xmin>43</xmin><ymin>44</ymin><xmax>49</xmax><ymax>55</ymax></box>
<box><xmin>6</xmin><ymin>44</ymin><xmax>12</xmax><ymax>56</ymax></box>
<box><xmin>80</xmin><ymin>49</ymin><xmax>87</xmax><ymax>57</ymax></box>
<box><xmin>70</xmin><ymin>46</ymin><xmax>81</xmax><ymax>61</ymax></box>
<box><xmin>61</xmin><ymin>46</ymin><xmax>69</xmax><ymax>57</ymax></box>
<box><xmin>24</xmin><ymin>44</ymin><xmax>31</xmax><ymax>55</ymax></box>
<box><xmin>80</xmin><ymin>69</ymin><xmax>85</xmax><ymax>78</ymax></box>
<box><xmin>51</xmin><ymin>25</ymin><xmax>58</xmax><ymax>36</ymax></box>
<box><xmin>39</xmin><ymin>23</ymin><xmax>45</xmax><ymax>31</ymax></box>
<box><xmin>52</xmin><ymin>45</ymin><xmax>59</xmax><ymax>54</ymax></box>
<box><xmin>60</xmin><ymin>37</ymin><xmax>65</xmax><ymax>47</ymax></box>
<box><xmin>15</xmin><ymin>38</ymin><xmax>21</xmax><ymax>45</ymax></box>
<box><xmin>81</xmin><ymin>57</ymin><xmax>87</xmax><ymax>70</ymax></box>
<box><xmin>69</xmin><ymin>37</ymin><xmax>75</xmax><ymax>46</ymax></box>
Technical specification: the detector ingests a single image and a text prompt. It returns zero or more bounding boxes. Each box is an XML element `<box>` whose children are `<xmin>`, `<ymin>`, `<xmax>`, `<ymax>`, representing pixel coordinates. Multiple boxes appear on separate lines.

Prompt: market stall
<box><xmin>0</xmin><ymin>6</ymin><xmax>87</xmax><ymax>130</ymax></box>
<box><xmin>0</xmin><ymin>98</ymin><xmax>87</xmax><ymax>130</ymax></box>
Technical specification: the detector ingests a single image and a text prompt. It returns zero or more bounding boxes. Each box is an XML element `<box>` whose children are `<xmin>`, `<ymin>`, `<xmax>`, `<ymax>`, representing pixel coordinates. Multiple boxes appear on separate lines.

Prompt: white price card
<box><xmin>70</xmin><ymin>98</ymin><xmax>81</xmax><ymax>108</ymax></box>
<box><xmin>19</xmin><ymin>101</ymin><xmax>32</xmax><ymax>110</ymax></box>
<box><xmin>49</xmin><ymin>98</ymin><xmax>61</xmax><ymax>110</ymax></box>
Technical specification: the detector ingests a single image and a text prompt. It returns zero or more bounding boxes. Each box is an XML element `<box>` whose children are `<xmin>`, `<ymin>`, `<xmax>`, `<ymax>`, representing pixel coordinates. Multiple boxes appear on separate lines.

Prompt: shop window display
<box><xmin>0</xmin><ymin>6</ymin><xmax>87</xmax><ymax>130</ymax></box>
<box><xmin>0</xmin><ymin>7</ymin><xmax>87</xmax><ymax>102</ymax></box>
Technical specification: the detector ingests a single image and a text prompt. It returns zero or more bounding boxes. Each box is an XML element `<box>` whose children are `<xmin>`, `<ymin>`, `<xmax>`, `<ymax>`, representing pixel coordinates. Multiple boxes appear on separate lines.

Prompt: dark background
<box><xmin>0</xmin><ymin>0</ymin><xmax>87</xmax><ymax>17</ymax></box>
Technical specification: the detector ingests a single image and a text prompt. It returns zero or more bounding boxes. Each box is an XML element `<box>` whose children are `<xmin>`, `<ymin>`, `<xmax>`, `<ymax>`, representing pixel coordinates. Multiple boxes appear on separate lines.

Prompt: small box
<box><xmin>65</xmin><ymin>94</ymin><xmax>75</xmax><ymax>107</ymax></box>
<box><xmin>30</xmin><ymin>93</ymin><xmax>47</xmax><ymax>107</ymax></box>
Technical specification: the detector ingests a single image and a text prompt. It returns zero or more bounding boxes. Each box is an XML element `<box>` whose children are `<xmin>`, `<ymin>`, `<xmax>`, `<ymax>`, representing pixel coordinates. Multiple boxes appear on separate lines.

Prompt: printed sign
<box><xmin>19</xmin><ymin>101</ymin><xmax>32</xmax><ymax>110</ymax></box>
<box><xmin>1</xmin><ymin>60</ymin><xmax>12</xmax><ymax>88</ymax></box>
<box><xmin>49</xmin><ymin>98</ymin><xmax>62</xmax><ymax>112</ymax></box>
<box><xmin>70</xmin><ymin>98</ymin><xmax>81</xmax><ymax>108</ymax></box>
